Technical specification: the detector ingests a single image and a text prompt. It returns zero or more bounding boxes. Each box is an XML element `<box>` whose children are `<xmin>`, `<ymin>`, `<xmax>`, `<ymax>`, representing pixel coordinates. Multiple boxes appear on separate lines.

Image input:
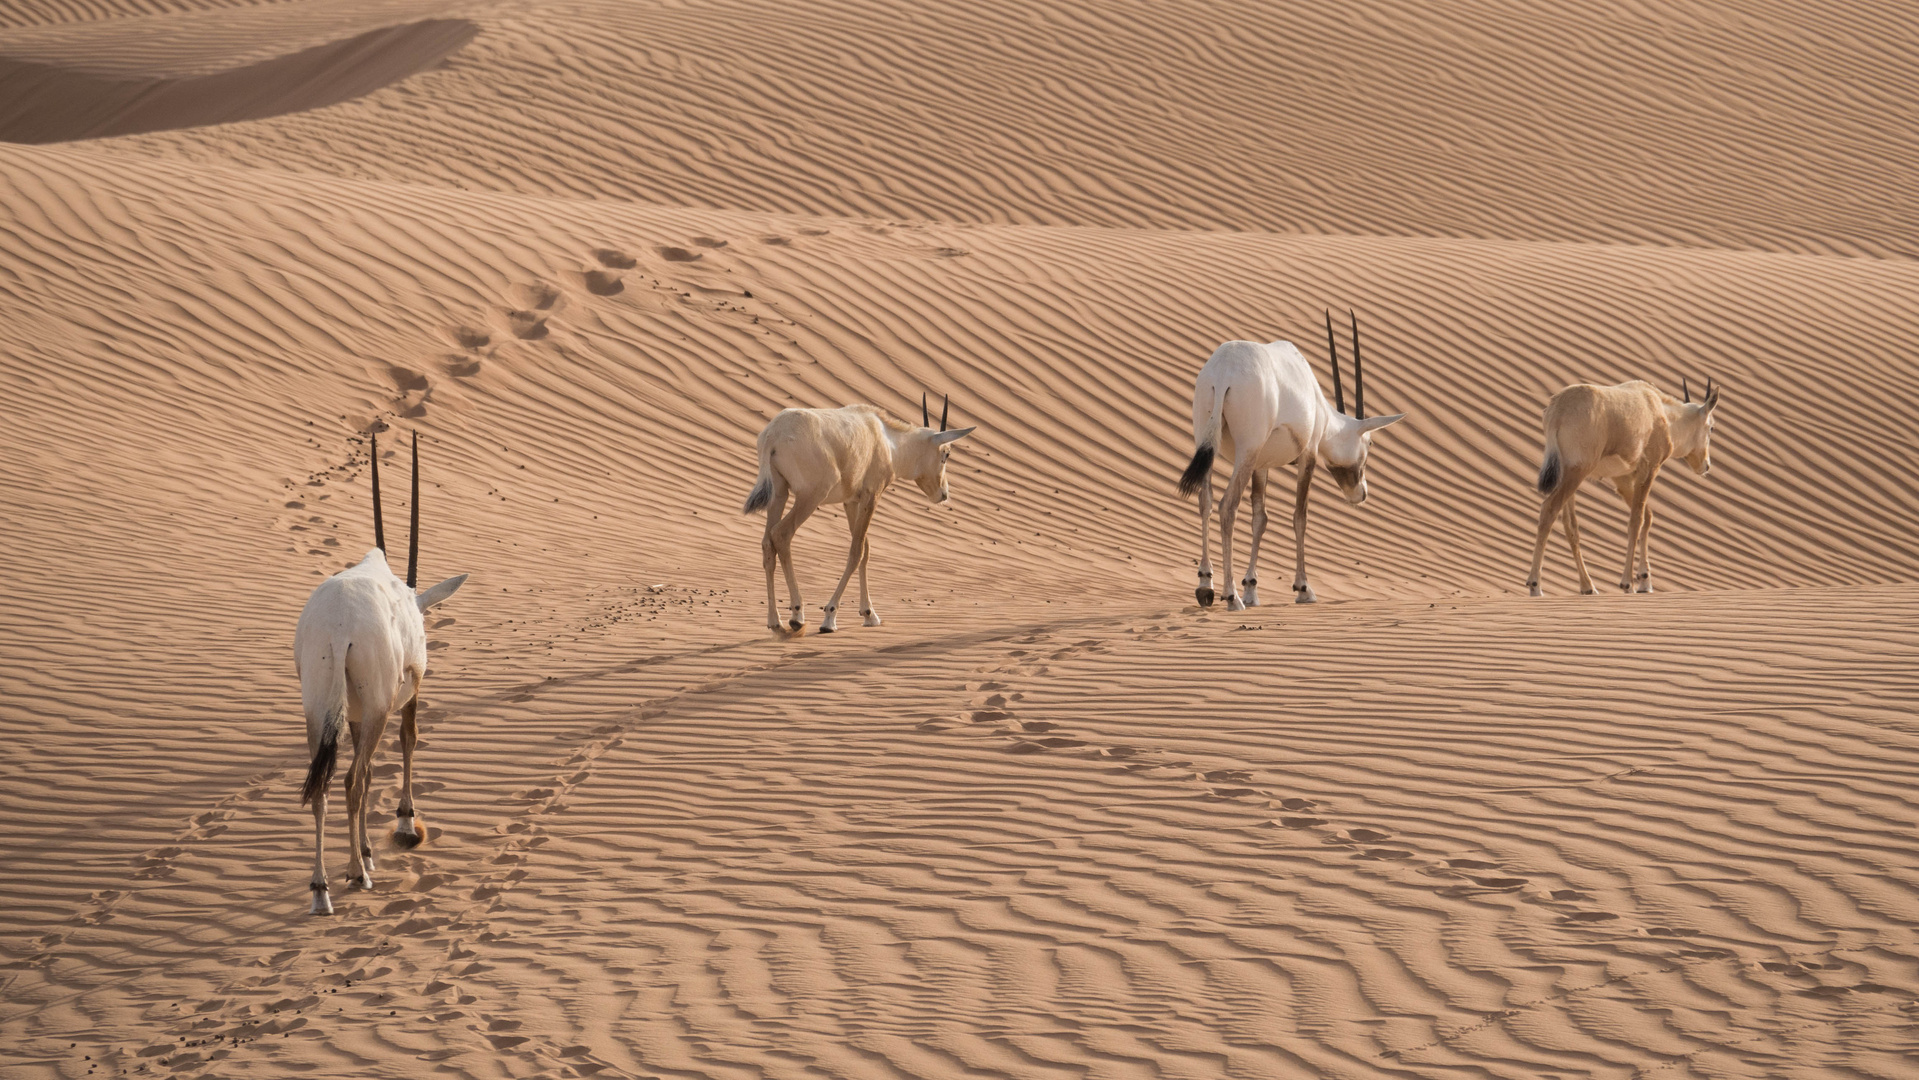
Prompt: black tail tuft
<box><xmin>1178</xmin><ymin>445</ymin><xmax>1215</xmax><ymax>497</ymax></box>
<box><xmin>301</xmin><ymin>734</ymin><xmax>338</xmax><ymax>806</ymax></box>
<box><xmin>1537</xmin><ymin>453</ymin><xmax>1561</xmax><ymax>495</ymax></box>
<box><xmin>742</xmin><ymin>479</ymin><xmax>771</xmax><ymax>514</ymax></box>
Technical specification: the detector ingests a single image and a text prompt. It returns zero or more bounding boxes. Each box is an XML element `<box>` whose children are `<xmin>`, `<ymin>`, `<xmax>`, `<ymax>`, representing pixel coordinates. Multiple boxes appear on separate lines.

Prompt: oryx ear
<box><xmin>1356</xmin><ymin>412</ymin><xmax>1405</xmax><ymax>433</ymax></box>
<box><xmin>415</xmin><ymin>573</ymin><xmax>468</xmax><ymax>612</ymax></box>
<box><xmin>1700</xmin><ymin>386</ymin><xmax>1721</xmax><ymax>414</ymax></box>
<box><xmin>930</xmin><ymin>425</ymin><xmax>976</xmax><ymax>446</ymax></box>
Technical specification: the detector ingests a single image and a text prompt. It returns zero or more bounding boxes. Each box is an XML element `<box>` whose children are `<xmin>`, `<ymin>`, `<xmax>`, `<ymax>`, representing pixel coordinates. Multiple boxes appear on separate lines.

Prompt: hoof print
<box><xmin>584</xmin><ymin>269</ymin><xmax>624</xmax><ymax>295</ymax></box>
<box><xmin>593</xmin><ymin>248</ymin><xmax>637</xmax><ymax>269</ymax></box>
<box><xmin>450</xmin><ymin>326</ymin><xmax>490</xmax><ymax>350</ymax></box>
<box><xmin>504</xmin><ymin>310</ymin><xmax>548</xmax><ymax>339</ymax></box>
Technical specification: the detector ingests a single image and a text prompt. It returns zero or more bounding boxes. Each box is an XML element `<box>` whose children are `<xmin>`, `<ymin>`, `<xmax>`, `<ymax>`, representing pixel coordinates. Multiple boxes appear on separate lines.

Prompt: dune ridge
<box><xmin>3</xmin><ymin>0</ymin><xmax>1918</xmax><ymax>1077</ymax></box>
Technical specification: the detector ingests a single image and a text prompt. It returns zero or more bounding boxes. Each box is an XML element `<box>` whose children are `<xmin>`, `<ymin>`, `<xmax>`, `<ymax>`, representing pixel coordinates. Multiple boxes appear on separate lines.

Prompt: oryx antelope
<box><xmin>743</xmin><ymin>395</ymin><xmax>976</xmax><ymax>633</ymax></box>
<box><xmin>1177</xmin><ymin>311</ymin><xmax>1406</xmax><ymax>610</ymax></box>
<box><xmin>1526</xmin><ymin>377</ymin><xmax>1719</xmax><ymax>596</ymax></box>
<box><xmin>294</xmin><ymin>431</ymin><xmax>467</xmax><ymax>914</ymax></box>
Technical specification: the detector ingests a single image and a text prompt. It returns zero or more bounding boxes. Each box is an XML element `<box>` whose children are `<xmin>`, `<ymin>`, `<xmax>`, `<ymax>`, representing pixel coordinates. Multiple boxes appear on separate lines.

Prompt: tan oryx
<box><xmin>1177</xmin><ymin>311</ymin><xmax>1405</xmax><ymax>610</ymax></box>
<box><xmin>743</xmin><ymin>395</ymin><xmax>976</xmax><ymax>633</ymax></box>
<box><xmin>1526</xmin><ymin>377</ymin><xmax>1720</xmax><ymax>596</ymax></box>
<box><xmin>294</xmin><ymin>431</ymin><xmax>467</xmax><ymax>914</ymax></box>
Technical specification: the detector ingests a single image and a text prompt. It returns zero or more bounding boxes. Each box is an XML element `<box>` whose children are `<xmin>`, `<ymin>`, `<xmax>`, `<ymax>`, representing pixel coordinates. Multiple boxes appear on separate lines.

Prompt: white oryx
<box><xmin>743</xmin><ymin>395</ymin><xmax>976</xmax><ymax>633</ymax></box>
<box><xmin>294</xmin><ymin>431</ymin><xmax>467</xmax><ymax>914</ymax></box>
<box><xmin>1178</xmin><ymin>311</ymin><xmax>1406</xmax><ymax>610</ymax></box>
<box><xmin>1526</xmin><ymin>377</ymin><xmax>1720</xmax><ymax>596</ymax></box>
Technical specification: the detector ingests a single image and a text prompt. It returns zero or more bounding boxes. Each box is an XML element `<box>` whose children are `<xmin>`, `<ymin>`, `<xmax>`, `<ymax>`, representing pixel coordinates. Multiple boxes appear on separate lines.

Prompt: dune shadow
<box><xmin>0</xmin><ymin>19</ymin><xmax>478</xmax><ymax>144</ymax></box>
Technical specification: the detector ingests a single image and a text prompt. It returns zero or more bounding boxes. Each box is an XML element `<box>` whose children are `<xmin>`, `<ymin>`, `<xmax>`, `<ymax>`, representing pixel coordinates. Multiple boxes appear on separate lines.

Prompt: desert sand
<box><xmin>3</xmin><ymin>0</ymin><xmax>1918</xmax><ymax>1076</ymax></box>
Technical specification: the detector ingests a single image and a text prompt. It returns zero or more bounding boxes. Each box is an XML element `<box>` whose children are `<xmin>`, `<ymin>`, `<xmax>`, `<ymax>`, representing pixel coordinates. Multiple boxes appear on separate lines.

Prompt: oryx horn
<box><xmin>1682</xmin><ymin>376</ymin><xmax>1691</xmax><ymax>403</ymax></box>
<box><xmin>922</xmin><ymin>392</ymin><xmax>929</xmax><ymax>428</ymax></box>
<box><xmin>370</xmin><ymin>431</ymin><xmax>386</xmax><ymax>554</ymax></box>
<box><xmin>1324</xmin><ymin>309</ymin><xmax>1345</xmax><ymax>415</ymax></box>
<box><xmin>1349</xmin><ymin>309</ymin><xmax>1365</xmax><ymax>420</ymax></box>
<box><xmin>940</xmin><ymin>395</ymin><xmax>950</xmax><ymax>432</ymax></box>
<box><xmin>407</xmin><ymin>430</ymin><xmax>420</xmax><ymax>589</ymax></box>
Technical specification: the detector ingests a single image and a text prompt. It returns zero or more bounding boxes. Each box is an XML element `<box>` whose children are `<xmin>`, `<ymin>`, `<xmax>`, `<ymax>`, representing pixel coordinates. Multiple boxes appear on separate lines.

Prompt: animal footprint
<box><xmin>388</xmin><ymin>365</ymin><xmax>430</xmax><ymax>391</ymax></box>
<box><xmin>691</xmin><ymin>236</ymin><xmax>728</xmax><ymax>249</ymax></box>
<box><xmin>1347</xmin><ymin>828</ymin><xmax>1392</xmax><ymax>843</ymax></box>
<box><xmin>511</xmin><ymin>281</ymin><xmax>561</xmax><ymax>310</ymax></box>
<box><xmin>583</xmin><ymin>269</ymin><xmax>624</xmax><ymax>295</ymax></box>
<box><xmin>502</xmin><ymin>310</ymin><xmax>548</xmax><ymax>340</ymax></box>
<box><xmin>448</xmin><ymin>326</ymin><xmax>490</xmax><ymax>350</ymax></box>
<box><xmin>657</xmin><ymin>246</ymin><xmax>700</xmax><ymax>262</ymax></box>
<box><xmin>592</xmin><ymin>248</ymin><xmax>636</xmax><ymax>269</ymax></box>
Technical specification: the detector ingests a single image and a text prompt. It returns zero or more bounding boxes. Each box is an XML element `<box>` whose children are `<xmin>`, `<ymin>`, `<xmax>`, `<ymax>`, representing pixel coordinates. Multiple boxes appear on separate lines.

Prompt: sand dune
<box><xmin>3</xmin><ymin>0</ymin><xmax>1918</xmax><ymax>1076</ymax></box>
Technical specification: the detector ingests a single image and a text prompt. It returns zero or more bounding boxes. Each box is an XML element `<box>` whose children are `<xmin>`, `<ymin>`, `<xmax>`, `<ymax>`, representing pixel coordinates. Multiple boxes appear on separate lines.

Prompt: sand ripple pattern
<box><xmin>68</xmin><ymin>0</ymin><xmax>1919</xmax><ymax>257</ymax></box>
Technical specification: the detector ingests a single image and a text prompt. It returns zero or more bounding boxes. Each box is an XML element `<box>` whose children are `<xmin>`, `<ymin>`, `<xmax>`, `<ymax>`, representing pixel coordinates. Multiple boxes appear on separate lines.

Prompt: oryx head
<box><xmin>902</xmin><ymin>393</ymin><xmax>976</xmax><ymax>503</ymax></box>
<box><xmin>1675</xmin><ymin>376</ymin><xmax>1721</xmax><ymax>476</ymax></box>
<box><xmin>1320</xmin><ymin>309</ymin><xmax>1406</xmax><ymax>505</ymax></box>
<box><xmin>369</xmin><ymin>429</ymin><xmax>469</xmax><ymax>611</ymax></box>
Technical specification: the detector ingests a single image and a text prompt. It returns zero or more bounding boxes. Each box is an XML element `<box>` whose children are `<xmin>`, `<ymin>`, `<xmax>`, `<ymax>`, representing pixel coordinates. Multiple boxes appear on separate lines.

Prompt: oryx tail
<box><xmin>1538</xmin><ymin>433</ymin><xmax>1563</xmax><ymax>495</ymax></box>
<box><xmin>742</xmin><ymin>443</ymin><xmax>774</xmax><ymax>514</ymax></box>
<box><xmin>300</xmin><ymin>643</ymin><xmax>348</xmax><ymax>805</ymax></box>
<box><xmin>1179</xmin><ymin>381</ymin><xmax>1228</xmax><ymax>497</ymax></box>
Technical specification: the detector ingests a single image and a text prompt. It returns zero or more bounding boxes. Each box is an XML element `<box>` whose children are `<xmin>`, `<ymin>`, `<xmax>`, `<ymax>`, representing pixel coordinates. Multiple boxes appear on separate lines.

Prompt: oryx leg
<box><xmin>856</xmin><ymin>503</ymin><xmax>880</xmax><ymax>626</ymax></box>
<box><xmin>761</xmin><ymin>476</ymin><xmax>791</xmax><ymax>630</ymax></box>
<box><xmin>392</xmin><ymin>691</ymin><xmax>424</xmax><ymax>849</ymax></box>
<box><xmin>1616</xmin><ymin>470</ymin><xmax>1657</xmax><ymax>594</ymax></box>
<box><xmin>344</xmin><ymin>711</ymin><xmax>389</xmax><ymax>890</ymax></box>
<box><xmin>819</xmin><ymin>497</ymin><xmax>876</xmax><ymax>633</ymax></box>
<box><xmin>773</xmin><ymin>492</ymin><xmax>822</xmax><ymax>632</ymax></box>
<box><xmin>1635</xmin><ymin>499</ymin><xmax>1655</xmax><ymax>593</ymax></box>
<box><xmin>1562</xmin><ymin>493</ymin><xmax>1597</xmax><ymax>595</ymax></box>
<box><xmin>1291</xmin><ymin>456</ymin><xmax>1317</xmax><ymax>604</ymax></box>
<box><xmin>308</xmin><ymin>785</ymin><xmax>332</xmax><ymax>915</ymax></box>
<box><xmin>1240</xmin><ymin>469</ymin><xmax>1270</xmax><ymax>606</ymax></box>
<box><xmin>1194</xmin><ymin>472</ymin><xmax>1216</xmax><ymax>607</ymax></box>
<box><xmin>1526</xmin><ymin>470</ymin><xmax>1584</xmax><ymax>596</ymax></box>
<box><xmin>1217</xmin><ymin>462</ymin><xmax>1252</xmax><ymax>612</ymax></box>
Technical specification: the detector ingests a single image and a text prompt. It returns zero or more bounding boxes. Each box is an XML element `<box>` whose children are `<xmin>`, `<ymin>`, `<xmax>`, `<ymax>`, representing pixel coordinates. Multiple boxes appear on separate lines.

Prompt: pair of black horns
<box><xmin>1680</xmin><ymin>376</ymin><xmax>1716</xmax><ymax>404</ymax></box>
<box><xmin>1323</xmin><ymin>309</ymin><xmax>1368</xmax><ymax>419</ymax></box>
<box><xmin>369</xmin><ymin>429</ymin><xmax>422</xmax><ymax>588</ymax></box>
<box><xmin>920</xmin><ymin>392</ymin><xmax>951</xmax><ymax>432</ymax></box>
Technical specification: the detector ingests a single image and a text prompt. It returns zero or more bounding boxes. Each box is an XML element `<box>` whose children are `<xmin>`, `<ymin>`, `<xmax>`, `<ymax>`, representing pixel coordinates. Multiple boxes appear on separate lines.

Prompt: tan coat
<box><xmin>1528</xmin><ymin>379</ymin><xmax>1718</xmax><ymax>595</ymax></box>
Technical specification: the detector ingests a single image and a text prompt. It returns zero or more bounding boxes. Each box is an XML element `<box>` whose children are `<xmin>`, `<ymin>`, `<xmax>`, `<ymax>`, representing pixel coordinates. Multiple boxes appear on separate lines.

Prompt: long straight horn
<box><xmin>1682</xmin><ymin>376</ymin><xmax>1691</xmax><ymax>403</ymax></box>
<box><xmin>1349</xmin><ymin>309</ymin><xmax>1365</xmax><ymax>420</ymax></box>
<box><xmin>370</xmin><ymin>431</ymin><xmax>386</xmax><ymax>554</ymax></box>
<box><xmin>940</xmin><ymin>395</ymin><xmax>950</xmax><ymax>432</ymax></box>
<box><xmin>1324</xmin><ymin>309</ymin><xmax>1345</xmax><ymax>414</ymax></box>
<box><xmin>407</xmin><ymin>431</ymin><xmax>420</xmax><ymax>589</ymax></box>
<box><xmin>922</xmin><ymin>392</ymin><xmax>929</xmax><ymax>428</ymax></box>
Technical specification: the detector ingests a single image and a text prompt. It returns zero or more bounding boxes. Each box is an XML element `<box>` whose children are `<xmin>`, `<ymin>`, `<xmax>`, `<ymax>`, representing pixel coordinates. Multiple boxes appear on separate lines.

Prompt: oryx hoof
<box><xmin>1528</xmin><ymin>583</ymin><xmax>1543</xmax><ymax>598</ymax></box>
<box><xmin>392</xmin><ymin>815</ymin><xmax>424</xmax><ymax>849</ymax></box>
<box><xmin>1636</xmin><ymin>580</ymin><xmax>1654</xmax><ymax>594</ymax></box>
<box><xmin>347</xmin><ymin>870</ymin><xmax>374</xmax><ymax>891</ymax></box>
<box><xmin>787</xmin><ymin>618</ymin><xmax>804</xmax><ymax>631</ymax></box>
<box><xmin>862</xmin><ymin>609</ymin><xmax>882</xmax><ymax>627</ymax></box>
<box><xmin>1241</xmin><ymin>581</ymin><xmax>1260</xmax><ymax>607</ymax></box>
<box><xmin>1579</xmin><ymin>586</ymin><xmax>1598</xmax><ymax>596</ymax></box>
<box><xmin>360</xmin><ymin>847</ymin><xmax>376</xmax><ymax>872</ymax></box>
<box><xmin>1225</xmin><ymin>594</ymin><xmax>1245</xmax><ymax>612</ymax></box>
<box><xmin>1195</xmin><ymin>587</ymin><xmax>1215</xmax><ymax>608</ymax></box>
<box><xmin>309</xmin><ymin>883</ymin><xmax>334</xmax><ymax>916</ymax></box>
<box><xmin>1294</xmin><ymin>585</ymin><xmax>1317</xmax><ymax>604</ymax></box>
